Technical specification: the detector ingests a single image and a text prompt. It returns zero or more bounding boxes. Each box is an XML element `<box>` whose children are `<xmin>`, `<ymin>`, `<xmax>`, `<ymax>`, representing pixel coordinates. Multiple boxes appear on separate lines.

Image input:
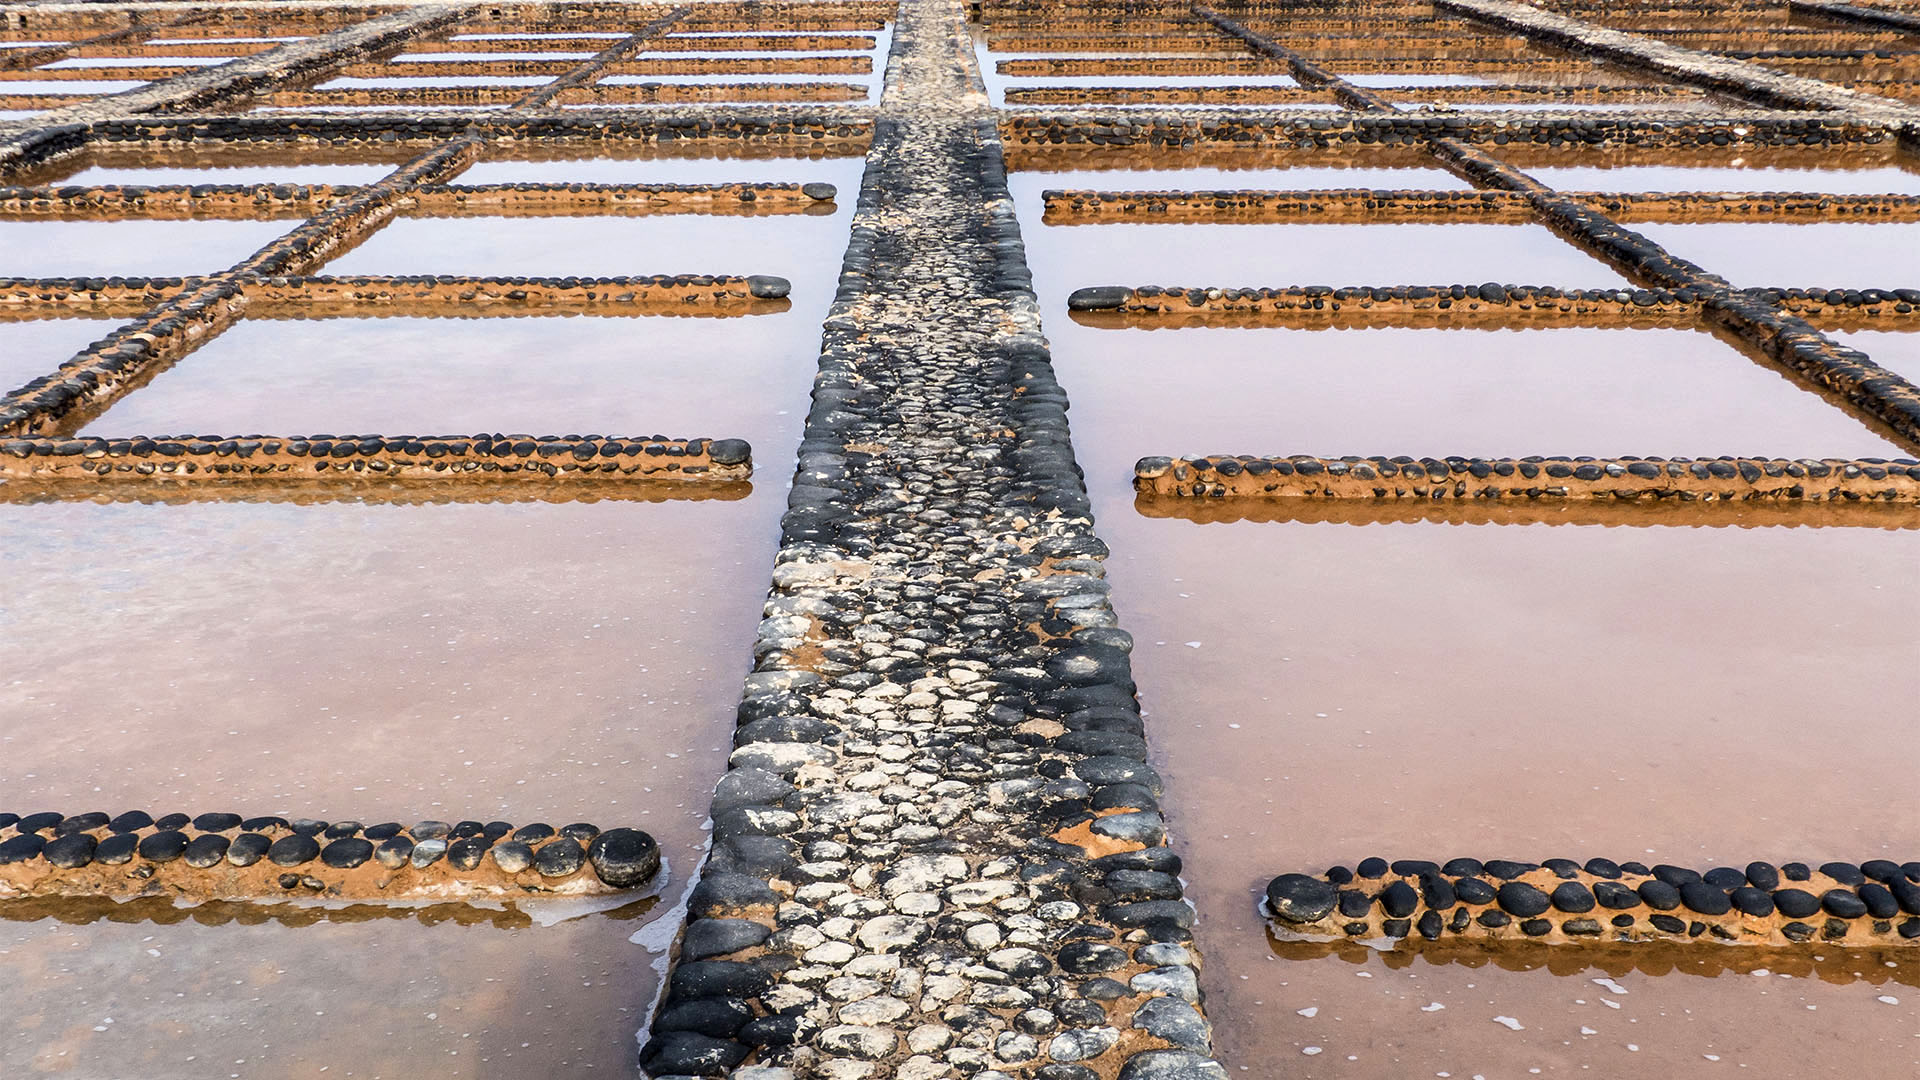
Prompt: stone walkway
<box><xmin>640</xmin><ymin>1</ymin><xmax>1226</xmax><ymax>1077</ymax></box>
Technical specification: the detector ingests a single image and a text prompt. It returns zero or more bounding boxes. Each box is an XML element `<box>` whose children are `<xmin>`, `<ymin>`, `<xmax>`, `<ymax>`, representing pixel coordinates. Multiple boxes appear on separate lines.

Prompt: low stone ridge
<box><xmin>0</xmin><ymin>813</ymin><xmax>659</xmax><ymax>901</ymax></box>
<box><xmin>641</xmin><ymin>0</ymin><xmax>1225</xmax><ymax>1075</ymax></box>
<box><xmin>1135</xmin><ymin>454</ymin><xmax>1920</xmax><ymax>502</ymax></box>
<box><xmin>1266</xmin><ymin>859</ymin><xmax>1920</xmax><ymax>946</ymax></box>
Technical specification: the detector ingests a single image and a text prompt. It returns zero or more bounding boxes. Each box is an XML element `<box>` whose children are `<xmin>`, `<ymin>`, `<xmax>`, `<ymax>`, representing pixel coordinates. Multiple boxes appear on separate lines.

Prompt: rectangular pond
<box><xmin>1627</xmin><ymin>222</ymin><xmax>1920</xmax><ymax>289</ymax></box>
<box><xmin>0</xmin><ymin>317</ymin><xmax>119</xmax><ymax>393</ymax></box>
<box><xmin>0</xmin><ymin>220</ymin><xmax>290</xmax><ymax>277</ymax></box>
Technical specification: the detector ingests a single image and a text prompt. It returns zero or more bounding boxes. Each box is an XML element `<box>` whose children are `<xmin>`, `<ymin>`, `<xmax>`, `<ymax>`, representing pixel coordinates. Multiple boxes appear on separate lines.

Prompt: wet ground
<box><xmin>1013</xmin><ymin>161</ymin><xmax>1920</xmax><ymax>1078</ymax></box>
<box><xmin>0</xmin><ymin>150</ymin><xmax>860</xmax><ymax>1079</ymax></box>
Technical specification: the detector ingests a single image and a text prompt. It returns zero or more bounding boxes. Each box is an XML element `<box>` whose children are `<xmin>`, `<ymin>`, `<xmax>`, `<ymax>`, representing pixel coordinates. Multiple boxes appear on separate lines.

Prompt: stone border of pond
<box><xmin>0</xmin><ymin>180</ymin><xmax>837</xmax><ymax>219</ymax></box>
<box><xmin>0</xmin><ymin>433</ymin><xmax>751</xmax><ymax>482</ymax></box>
<box><xmin>1267</xmin><ymin>858</ymin><xmax>1920</xmax><ymax>947</ymax></box>
<box><xmin>1133</xmin><ymin>454</ymin><xmax>1920</xmax><ymax>502</ymax></box>
<box><xmin>1039</xmin><ymin>187</ymin><xmax>1920</xmax><ymax>223</ymax></box>
<box><xmin>0</xmin><ymin>811</ymin><xmax>663</xmax><ymax>901</ymax></box>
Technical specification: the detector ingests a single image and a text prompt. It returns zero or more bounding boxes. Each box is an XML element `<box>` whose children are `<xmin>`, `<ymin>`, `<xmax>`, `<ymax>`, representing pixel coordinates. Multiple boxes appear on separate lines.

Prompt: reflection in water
<box><xmin>0</xmin><ymin>892</ymin><xmax>660</xmax><ymax>931</ymax></box>
<box><xmin>0</xmin><ymin>219</ymin><xmax>289</xmax><ymax>278</ymax></box>
<box><xmin>0</xmin><ymin>317</ymin><xmax>121</xmax><ymax>395</ymax></box>
<box><xmin>1134</xmin><ymin>496</ymin><xmax>1920</xmax><ymax>530</ymax></box>
<box><xmin>1630</xmin><ymin>221</ymin><xmax>1920</xmax><ymax>289</ymax></box>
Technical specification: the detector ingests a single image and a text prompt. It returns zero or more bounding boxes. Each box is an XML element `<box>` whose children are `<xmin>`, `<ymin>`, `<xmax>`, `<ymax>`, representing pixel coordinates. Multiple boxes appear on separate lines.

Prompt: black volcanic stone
<box><xmin>268</xmin><ymin>834</ymin><xmax>320</xmax><ymax>866</ymax></box>
<box><xmin>1821</xmin><ymin>862</ymin><xmax>1866</xmax><ymax>886</ymax></box>
<box><xmin>95</xmin><ymin>833</ymin><xmax>136</xmax><ymax>865</ymax></box>
<box><xmin>55</xmin><ymin>812</ymin><xmax>109</xmax><ymax>835</ymax></box>
<box><xmin>1421</xmin><ymin>875</ymin><xmax>1457</xmax><ymax>910</ymax></box>
<box><xmin>1442</xmin><ymin>858</ymin><xmax>1485</xmax><ymax>877</ymax></box>
<box><xmin>1730</xmin><ymin>887</ymin><xmax>1774</xmax><ymax>917</ymax></box>
<box><xmin>15</xmin><ymin>812</ymin><xmax>61</xmax><ymax>835</ymax></box>
<box><xmin>512</xmin><ymin>823</ymin><xmax>556</xmax><ymax>843</ymax></box>
<box><xmin>639</xmin><ymin>1032</ymin><xmax>749</xmax><ymax>1075</ymax></box>
<box><xmin>1551</xmin><ymin>882</ymin><xmax>1596</xmax><ymax>913</ymax></box>
<box><xmin>1058</xmin><ymin>941</ymin><xmax>1128</xmax><ymax>974</ymax></box>
<box><xmin>241</xmin><ymin>816</ymin><xmax>288</xmax><ymax>833</ymax></box>
<box><xmin>587</xmin><ymin>828</ymin><xmax>659</xmax><ymax>887</ymax></box>
<box><xmin>154</xmin><ymin>814</ymin><xmax>190</xmax><ymax>831</ymax></box>
<box><xmin>324</xmin><ymin>821</ymin><xmax>363</xmax><ymax>840</ymax></box>
<box><xmin>1379</xmin><ymin>881</ymin><xmax>1419</xmax><ymax>919</ymax></box>
<box><xmin>192</xmin><ymin>813</ymin><xmax>242</xmax><ymax>833</ymax></box>
<box><xmin>1453</xmin><ymin>877</ymin><xmax>1496</xmax><ymax>905</ymax></box>
<box><xmin>321</xmin><ymin>838</ymin><xmax>374</xmax><ymax>869</ymax></box>
<box><xmin>228</xmin><ymin>833</ymin><xmax>271</xmax><ymax>866</ymax></box>
<box><xmin>364</xmin><ymin>823</ymin><xmax>404</xmax><ymax>841</ymax></box>
<box><xmin>1823</xmin><ymin>889</ymin><xmax>1869</xmax><ymax>918</ymax></box>
<box><xmin>534</xmin><ymin>837</ymin><xmax>585</xmax><ymax>877</ymax></box>
<box><xmin>559</xmin><ymin>822</ymin><xmax>600</xmax><ymax>843</ymax></box>
<box><xmin>1782</xmin><ymin>862</ymin><xmax>1811</xmax><ymax>881</ymax></box>
<box><xmin>1496</xmin><ymin>882</ymin><xmax>1550</xmax><ymax>917</ymax></box>
<box><xmin>1266</xmin><ymin>874</ymin><xmax>1337</xmax><ymax>923</ymax></box>
<box><xmin>447</xmin><ymin>837</ymin><xmax>490</xmax><ymax>871</ymax></box>
<box><xmin>1637</xmin><ymin>880</ymin><xmax>1681</xmax><ymax>911</ymax></box>
<box><xmin>43</xmin><ymin>833</ymin><xmax>95</xmax><ymax>868</ymax></box>
<box><xmin>655</xmin><ymin>998</ymin><xmax>753</xmax><ymax>1038</ymax></box>
<box><xmin>1649</xmin><ymin>914</ymin><xmax>1688</xmax><ymax>934</ymax></box>
<box><xmin>0</xmin><ymin>835</ymin><xmax>46</xmax><ymax>864</ymax></box>
<box><xmin>1859</xmin><ymin>884</ymin><xmax>1899</xmax><ymax>919</ymax></box>
<box><xmin>291</xmin><ymin>819</ymin><xmax>328</xmax><ymax>837</ymax></box>
<box><xmin>1593</xmin><ymin>881</ymin><xmax>1640</xmax><ymax>910</ymax></box>
<box><xmin>1356</xmin><ymin>857</ymin><xmax>1388</xmax><ymax>878</ymax></box>
<box><xmin>669</xmin><ymin>960</ymin><xmax>774</xmax><ymax>1002</ymax></box>
<box><xmin>1390</xmin><ymin>860</ymin><xmax>1440</xmax><ymax>878</ymax></box>
<box><xmin>1773</xmin><ymin>889</ymin><xmax>1821</xmax><ymax>918</ymax></box>
<box><xmin>1418</xmin><ymin>910</ymin><xmax>1443</xmax><ymax>940</ymax></box>
<box><xmin>375</xmin><ymin>836</ymin><xmax>414</xmax><ymax>869</ymax></box>
<box><xmin>137</xmin><ymin>831</ymin><xmax>189</xmax><ymax>862</ymax></box>
<box><xmin>1542</xmin><ymin>859</ymin><xmax>1581</xmax><ymax>879</ymax></box>
<box><xmin>1680</xmin><ymin>881</ymin><xmax>1732</xmax><ymax>915</ymax></box>
<box><xmin>1477</xmin><ymin>910</ymin><xmax>1510</xmax><ymax>929</ymax></box>
<box><xmin>1862</xmin><ymin>860</ymin><xmax>1903</xmax><ymax>883</ymax></box>
<box><xmin>1653</xmin><ymin>864</ymin><xmax>1702</xmax><ymax>887</ymax></box>
<box><xmin>1745</xmin><ymin>862</ymin><xmax>1780</xmax><ymax>890</ymax></box>
<box><xmin>1583</xmin><ymin>858</ymin><xmax>1622</xmax><ymax>879</ymax></box>
<box><xmin>1703</xmin><ymin>867</ymin><xmax>1746</xmax><ymax>889</ymax></box>
<box><xmin>1337</xmin><ymin>890</ymin><xmax>1371</xmax><ymax>918</ymax></box>
<box><xmin>183</xmin><ymin>835</ymin><xmax>230</xmax><ymax>868</ymax></box>
<box><xmin>1484</xmin><ymin>860</ymin><xmax>1537</xmax><ymax>880</ymax></box>
<box><xmin>681</xmin><ymin>919</ymin><xmax>772</xmax><ymax>962</ymax></box>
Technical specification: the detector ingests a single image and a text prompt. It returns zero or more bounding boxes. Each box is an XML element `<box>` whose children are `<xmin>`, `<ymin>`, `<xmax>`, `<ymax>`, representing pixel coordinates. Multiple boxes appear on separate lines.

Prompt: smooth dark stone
<box><xmin>137</xmin><ymin>830</ymin><xmax>189</xmax><ymax>862</ymax></box>
<box><xmin>1859</xmin><ymin>883</ymin><xmax>1899</xmax><ymax>919</ymax></box>
<box><xmin>43</xmin><ymin>833</ymin><xmax>96</xmax><ymax>868</ymax></box>
<box><xmin>559</xmin><ymin>822</ymin><xmax>600</xmax><ymax>844</ymax></box>
<box><xmin>1520</xmin><ymin>918</ymin><xmax>1552</xmax><ymax>936</ymax></box>
<box><xmin>1782</xmin><ymin>862</ymin><xmax>1811</xmax><ymax>881</ymax></box>
<box><xmin>1821</xmin><ymin>862</ymin><xmax>1867</xmax><ymax>886</ymax></box>
<box><xmin>1637</xmin><ymin>880</ymin><xmax>1682</xmax><ymax>911</ymax></box>
<box><xmin>96</xmin><ymin>833</ymin><xmax>137</xmax><ymax>864</ymax></box>
<box><xmin>15</xmin><ymin>812</ymin><xmax>61</xmax><ymax>835</ymax></box>
<box><xmin>688</xmin><ymin>872</ymin><xmax>777</xmax><ymax>918</ymax></box>
<box><xmin>1542</xmin><ymin>859</ymin><xmax>1581</xmax><ymax>879</ymax></box>
<box><xmin>1058</xmin><ymin>941</ymin><xmax>1128</xmax><ymax>974</ymax></box>
<box><xmin>291</xmin><ymin>818</ymin><xmax>328</xmax><ymax>836</ymax></box>
<box><xmin>268</xmin><ymin>834</ymin><xmax>320</xmax><ymax>866</ymax></box>
<box><xmin>1477</xmin><ymin>910</ymin><xmax>1511</xmax><ymax>928</ymax></box>
<box><xmin>511</xmin><ymin>823</ymin><xmax>556</xmax><ymax>843</ymax></box>
<box><xmin>1390</xmin><ymin>860</ymin><xmax>1440</xmax><ymax>878</ymax></box>
<box><xmin>1551</xmin><ymin>882</ymin><xmax>1596</xmax><ymax>913</ymax></box>
<box><xmin>669</xmin><ymin>960</ymin><xmax>774</xmax><ymax>1002</ymax></box>
<box><xmin>681</xmin><ymin>919</ymin><xmax>772</xmax><ymax>961</ymax></box>
<box><xmin>320</xmin><ymin>838</ymin><xmax>373</xmax><ymax>869</ymax></box>
<box><xmin>55</xmin><ymin>812</ymin><xmax>109</xmax><ymax>836</ymax></box>
<box><xmin>241</xmin><ymin>816</ymin><xmax>288</xmax><ymax>833</ymax></box>
<box><xmin>1453</xmin><ymin>877</ymin><xmax>1496</xmax><ymax>905</ymax></box>
<box><xmin>1782</xmin><ymin>921</ymin><xmax>1815</xmax><ymax>942</ymax></box>
<box><xmin>490</xmin><ymin>840</ymin><xmax>534</xmax><ymax>874</ymax></box>
<box><xmin>1378</xmin><ymin>881</ymin><xmax>1419</xmax><ymax>918</ymax></box>
<box><xmin>107</xmin><ymin>811</ymin><xmax>153</xmax><ymax>834</ymax></box>
<box><xmin>639</xmin><ymin>1031</ymin><xmax>749</xmax><ymax>1075</ymax></box>
<box><xmin>1745</xmin><ymin>862</ymin><xmax>1780</xmax><ymax>890</ymax></box>
<box><xmin>534</xmin><ymin>836</ymin><xmax>586</xmax><ymax>877</ymax></box>
<box><xmin>1773</xmin><ymin>888</ymin><xmax>1821</xmax><ymax>918</ymax></box>
<box><xmin>1862</xmin><ymin>860</ymin><xmax>1903</xmax><ymax>883</ymax></box>
<box><xmin>447</xmin><ymin>837</ymin><xmax>490</xmax><ymax>871</ymax></box>
<box><xmin>192</xmin><ymin>813</ymin><xmax>242</xmax><ymax>833</ymax></box>
<box><xmin>1593</xmin><ymin>881</ymin><xmax>1640</xmax><ymax>909</ymax></box>
<box><xmin>1483</xmin><ymin>860</ymin><xmax>1537</xmax><ymax>880</ymax></box>
<box><xmin>1730</xmin><ymin>886</ymin><xmax>1774</xmax><ymax>917</ymax></box>
<box><xmin>587</xmin><ymin>827</ymin><xmax>659</xmax><ymax>887</ymax></box>
<box><xmin>739</xmin><ymin>1013</ymin><xmax>804</xmax><ymax>1048</ymax></box>
<box><xmin>0</xmin><ymin>834</ymin><xmax>46</xmax><ymax>865</ymax></box>
<box><xmin>411</xmin><ymin>820</ymin><xmax>452</xmax><ymax>840</ymax></box>
<box><xmin>655</xmin><ymin>997</ymin><xmax>753</xmax><ymax>1038</ymax></box>
<box><xmin>1652</xmin><ymin>864</ymin><xmax>1702</xmax><ymax>887</ymax></box>
<box><xmin>1079</xmin><ymin>977</ymin><xmax>1130</xmax><ymax>1001</ymax></box>
<box><xmin>1356</xmin><ymin>857</ymin><xmax>1389</xmax><ymax>878</ymax></box>
<box><xmin>1648</xmin><ymin>914</ymin><xmax>1688</xmax><ymax>934</ymax></box>
<box><xmin>1703</xmin><ymin>867</ymin><xmax>1747</xmax><ymax>890</ymax></box>
<box><xmin>1420</xmin><ymin>875</ymin><xmax>1457</xmax><ymax>910</ymax></box>
<box><xmin>374</xmin><ymin>836</ymin><xmax>414</xmax><ymax>869</ymax></box>
<box><xmin>1496</xmin><ymin>882</ymin><xmax>1550</xmax><ymax>917</ymax></box>
<box><xmin>746</xmin><ymin>275</ymin><xmax>790</xmax><ymax>300</ymax></box>
<box><xmin>1266</xmin><ymin>874</ymin><xmax>1337</xmax><ymax>923</ymax></box>
<box><xmin>1442</xmin><ymin>858</ymin><xmax>1485</xmax><ymax>877</ymax></box>
<box><xmin>1417</xmin><ymin>910</ymin><xmax>1443</xmax><ymax>940</ymax></box>
<box><xmin>183</xmin><ymin>835</ymin><xmax>230</xmax><ymax>868</ymax></box>
<box><xmin>364</xmin><ymin>822</ymin><xmax>403</xmax><ymax>841</ymax></box>
<box><xmin>1381</xmin><ymin>918</ymin><xmax>1412</xmax><ymax>938</ymax></box>
<box><xmin>1337</xmin><ymin>890</ymin><xmax>1372</xmax><ymax>918</ymax></box>
<box><xmin>1582</xmin><ymin>858</ymin><xmax>1622</xmax><ymax>879</ymax></box>
<box><xmin>1067</xmin><ymin>285</ymin><xmax>1130</xmax><ymax>311</ymax></box>
<box><xmin>1680</xmin><ymin>881</ymin><xmax>1732</xmax><ymax>915</ymax></box>
<box><xmin>1823</xmin><ymin>889</ymin><xmax>1869</xmax><ymax>918</ymax></box>
<box><xmin>228</xmin><ymin>833</ymin><xmax>271</xmax><ymax>866</ymax></box>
